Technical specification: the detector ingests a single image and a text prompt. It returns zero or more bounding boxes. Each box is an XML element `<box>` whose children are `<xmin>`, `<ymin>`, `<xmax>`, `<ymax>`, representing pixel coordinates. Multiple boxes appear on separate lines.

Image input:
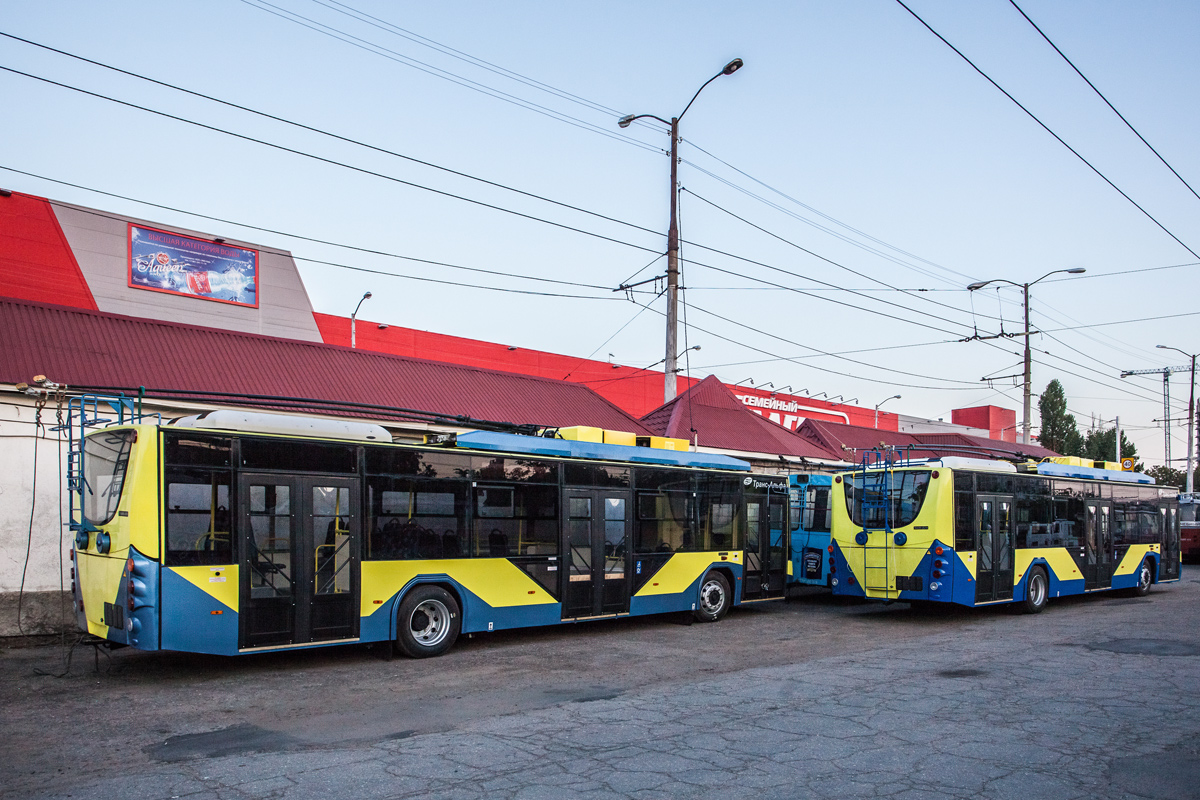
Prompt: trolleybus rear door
<box><xmin>975</xmin><ymin>494</ymin><xmax>1014</xmax><ymax>603</ymax></box>
<box><xmin>562</xmin><ymin>489</ymin><xmax>631</xmax><ymax>618</ymax></box>
<box><xmin>240</xmin><ymin>474</ymin><xmax>360</xmax><ymax>648</ymax></box>
<box><xmin>1083</xmin><ymin>501</ymin><xmax>1113</xmax><ymax>590</ymax></box>
<box><xmin>744</xmin><ymin>491</ymin><xmax>788</xmax><ymax>600</ymax></box>
<box><xmin>1162</xmin><ymin>506</ymin><xmax>1181</xmax><ymax>580</ymax></box>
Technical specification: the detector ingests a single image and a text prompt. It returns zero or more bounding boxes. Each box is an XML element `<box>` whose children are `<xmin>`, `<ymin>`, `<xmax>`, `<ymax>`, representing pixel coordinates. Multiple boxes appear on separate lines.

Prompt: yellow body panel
<box><xmin>126</xmin><ymin>428</ymin><xmax>160</xmax><ymax>559</ymax></box>
<box><xmin>634</xmin><ymin>552</ymin><xmax>738</xmax><ymax>596</ymax></box>
<box><xmin>1014</xmin><ymin>547</ymin><xmax>1079</xmax><ymax>585</ymax></box>
<box><xmin>1114</xmin><ymin>544</ymin><xmax>1159</xmax><ymax>576</ymax></box>
<box><xmin>360</xmin><ymin>559</ymin><xmax>556</xmax><ymax>616</ymax></box>
<box><xmin>77</xmin><ymin>550</ymin><xmax>126</xmax><ymax>630</ymax></box>
<box><xmin>171</xmin><ymin>565</ymin><xmax>239</xmax><ymax>610</ymax></box>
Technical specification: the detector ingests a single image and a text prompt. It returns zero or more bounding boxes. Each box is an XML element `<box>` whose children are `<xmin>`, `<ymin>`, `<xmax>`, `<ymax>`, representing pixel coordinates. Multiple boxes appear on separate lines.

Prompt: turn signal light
<box><xmin>934</xmin><ymin>545</ymin><xmax>944</xmax><ymax>556</ymax></box>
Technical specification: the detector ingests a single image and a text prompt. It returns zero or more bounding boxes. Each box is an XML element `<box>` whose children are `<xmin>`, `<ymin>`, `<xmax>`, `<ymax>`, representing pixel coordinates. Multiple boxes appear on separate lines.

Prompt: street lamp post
<box><xmin>874</xmin><ymin>394</ymin><xmax>901</xmax><ymax>429</ymax></box>
<box><xmin>967</xmin><ymin>268</ymin><xmax>1086</xmax><ymax>445</ymax></box>
<box><xmin>351</xmin><ymin>291</ymin><xmax>372</xmax><ymax>349</ymax></box>
<box><xmin>619</xmin><ymin>58</ymin><xmax>743</xmax><ymax>403</ymax></box>
<box><xmin>1158</xmin><ymin>344</ymin><xmax>1198</xmax><ymax>493</ymax></box>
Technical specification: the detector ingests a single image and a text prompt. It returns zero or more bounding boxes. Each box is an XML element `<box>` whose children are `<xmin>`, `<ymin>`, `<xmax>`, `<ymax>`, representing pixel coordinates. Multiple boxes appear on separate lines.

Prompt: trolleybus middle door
<box><xmin>1083</xmin><ymin>501</ymin><xmax>1114</xmax><ymax>590</ymax></box>
<box><xmin>975</xmin><ymin>494</ymin><xmax>1014</xmax><ymax>603</ymax></box>
<box><xmin>562</xmin><ymin>489</ymin><xmax>631</xmax><ymax>619</ymax></box>
<box><xmin>240</xmin><ymin>473</ymin><xmax>360</xmax><ymax>648</ymax></box>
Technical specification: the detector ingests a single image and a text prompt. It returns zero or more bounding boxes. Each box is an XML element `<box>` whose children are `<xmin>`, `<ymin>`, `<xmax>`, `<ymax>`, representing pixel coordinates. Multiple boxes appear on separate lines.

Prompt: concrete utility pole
<box><xmin>967</xmin><ymin>268</ymin><xmax>1086</xmax><ymax>445</ymax></box>
<box><xmin>619</xmin><ymin>58</ymin><xmax>743</xmax><ymax>403</ymax></box>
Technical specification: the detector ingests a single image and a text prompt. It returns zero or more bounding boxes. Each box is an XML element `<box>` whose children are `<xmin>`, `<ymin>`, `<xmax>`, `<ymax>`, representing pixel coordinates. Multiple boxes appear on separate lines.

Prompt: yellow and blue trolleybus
<box><xmin>71</xmin><ymin>410</ymin><xmax>789</xmax><ymax>657</ymax></box>
<box><xmin>829</xmin><ymin>454</ymin><xmax>1181</xmax><ymax>611</ymax></box>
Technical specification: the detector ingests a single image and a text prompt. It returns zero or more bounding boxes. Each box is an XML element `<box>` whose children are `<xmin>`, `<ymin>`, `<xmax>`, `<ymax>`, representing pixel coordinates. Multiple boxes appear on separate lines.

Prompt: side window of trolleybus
<box><xmin>83</xmin><ymin>429</ymin><xmax>136</xmax><ymax>525</ymax></box>
<box><xmin>164</xmin><ymin>435</ymin><xmax>233</xmax><ymax>566</ymax></box>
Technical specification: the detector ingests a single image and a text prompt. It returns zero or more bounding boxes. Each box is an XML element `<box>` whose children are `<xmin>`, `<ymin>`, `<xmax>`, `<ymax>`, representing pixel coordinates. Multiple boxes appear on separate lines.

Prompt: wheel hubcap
<box><xmin>410</xmin><ymin>599</ymin><xmax>450</xmax><ymax>646</ymax></box>
<box><xmin>1031</xmin><ymin>575</ymin><xmax>1045</xmax><ymax>605</ymax></box>
<box><xmin>1140</xmin><ymin>564</ymin><xmax>1151</xmax><ymax>590</ymax></box>
<box><xmin>700</xmin><ymin>580</ymin><xmax>725</xmax><ymax>614</ymax></box>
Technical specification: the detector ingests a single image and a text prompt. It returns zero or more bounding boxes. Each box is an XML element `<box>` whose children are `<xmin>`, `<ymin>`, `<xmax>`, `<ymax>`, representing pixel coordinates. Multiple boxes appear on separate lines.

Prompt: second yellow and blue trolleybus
<box><xmin>829</xmin><ymin>454</ymin><xmax>1181</xmax><ymax>611</ymax></box>
<box><xmin>71</xmin><ymin>410</ymin><xmax>790</xmax><ymax>657</ymax></box>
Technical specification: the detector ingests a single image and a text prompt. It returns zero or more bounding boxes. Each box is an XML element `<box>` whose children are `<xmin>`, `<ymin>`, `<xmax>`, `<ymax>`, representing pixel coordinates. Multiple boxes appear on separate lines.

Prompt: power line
<box><xmin>1008</xmin><ymin>0</ymin><xmax>1200</xmax><ymax>205</ymax></box>
<box><xmin>683</xmin><ymin>301</ymin><xmax>979</xmax><ymax>386</ymax></box>
<box><xmin>0</xmin><ymin>31</ymin><xmax>664</xmax><ymax>240</ymax></box>
<box><xmin>2</xmin><ymin>165</ymin><xmax>633</xmax><ymax>296</ymax></box>
<box><xmin>293</xmin><ymin>256</ymin><xmax>621</xmax><ymax>300</ymax></box>
<box><xmin>894</xmin><ymin>0</ymin><xmax>1200</xmax><ymax>261</ymax></box>
<box><xmin>0</xmin><ymin>63</ymin><xmax>662</xmax><ymax>255</ymax></box>
<box><xmin>236</xmin><ymin>0</ymin><xmax>662</xmax><ymax>153</ymax></box>
<box><xmin>682</xmin><ymin>187</ymin><xmax>996</xmax><ymax>326</ymax></box>
<box><xmin>312</xmin><ymin>0</ymin><xmax>631</xmax><ymax>120</ymax></box>
<box><xmin>680</xmin><ymin>155</ymin><xmax>970</xmax><ymax>288</ymax></box>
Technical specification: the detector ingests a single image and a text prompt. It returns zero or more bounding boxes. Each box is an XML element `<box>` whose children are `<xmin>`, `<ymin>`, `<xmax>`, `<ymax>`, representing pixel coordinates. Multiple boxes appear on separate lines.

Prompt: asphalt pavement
<box><xmin>3</xmin><ymin>567</ymin><xmax>1199</xmax><ymax>799</ymax></box>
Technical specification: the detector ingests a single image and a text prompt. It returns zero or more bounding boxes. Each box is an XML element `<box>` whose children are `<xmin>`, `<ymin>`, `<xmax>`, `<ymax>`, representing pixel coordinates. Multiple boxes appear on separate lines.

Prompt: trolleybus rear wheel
<box><xmin>1133</xmin><ymin>558</ymin><xmax>1153</xmax><ymax>597</ymax></box>
<box><xmin>694</xmin><ymin>571</ymin><xmax>731</xmax><ymax>623</ymax></box>
<box><xmin>396</xmin><ymin>585</ymin><xmax>460</xmax><ymax>658</ymax></box>
<box><xmin>1020</xmin><ymin>566</ymin><xmax>1048</xmax><ymax>614</ymax></box>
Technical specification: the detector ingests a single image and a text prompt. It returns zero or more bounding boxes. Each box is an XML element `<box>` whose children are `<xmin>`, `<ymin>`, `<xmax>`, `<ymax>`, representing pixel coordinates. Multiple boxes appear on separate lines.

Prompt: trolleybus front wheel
<box><xmin>1133</xmin><ymin>558</ymin><xmax>1153</xmax><ymax>597</ymax></box>
<box><xmin>694</xmin><ymin>571</ymin><xmax>731</xmax><ymax>623</ymax></box>
<box><xmin>1020</xmin><ymin>566</ymin><xmax>1048</xmax><ymax>614</ymax></box>
<box><xmin>396</xmin><ymin>585</ymin><xmax>461</xmax><ymax>658</ymax></box>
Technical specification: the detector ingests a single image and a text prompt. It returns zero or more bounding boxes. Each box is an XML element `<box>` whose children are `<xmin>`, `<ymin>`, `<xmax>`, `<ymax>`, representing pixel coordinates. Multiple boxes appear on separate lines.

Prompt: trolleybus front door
<box><xmin>1083</xmin><ymin>501</ymin><xmax>1114</xmax><ymax>590</ymax></box>
<box><xmin>975</xmin><ymin>494</ymin><xmax>1014</xmax><ymax>603</ymax></box>
<box><xmin>240</xmin><ymin>474</ymin><xmax>360</xmax><ymax>648</ymax></box>
<box><xmin>563</xmin><ymin>489</ymin><xmax>631</xmax><ymax>618</ymax></box>
<box><xmin>744</xmin><ymin>492</ymin><xmax>788</xmax><ymax>600</ymax></box>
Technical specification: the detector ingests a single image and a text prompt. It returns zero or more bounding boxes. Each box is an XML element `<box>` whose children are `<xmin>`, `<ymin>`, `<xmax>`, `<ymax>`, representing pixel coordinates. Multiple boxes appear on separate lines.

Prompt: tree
<box><xmin>1081</xmin><ymin>426</ymin><xmax>1138</xmax><ymax>467</ymax></box>
<box><xmin>1146</xmin><ymin>464</ymin><xmax>1200</xmax><ymax>489</ymax></box>
<box><xmin>1038</xmin><ymin>380</ymin><xmax>1082</xmax><ymax>455</ymax></box>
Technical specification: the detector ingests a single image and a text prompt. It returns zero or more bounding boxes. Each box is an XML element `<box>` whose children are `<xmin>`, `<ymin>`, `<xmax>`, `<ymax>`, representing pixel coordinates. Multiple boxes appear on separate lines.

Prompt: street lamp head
<box><xmin>617</xmin><ymin>114</ymin><xmax>637</xmax><ymax>128</ymax></box>
<box><xmin>966</xmin><ymin>281</ymin><xmax>989</xmax><ymax>291</ymax></box>
<box><xmin>1066</xmin><ymin>268</ymin><xmax>1086</xmax><ymax>275</ymax></box>
<box><xmin>362</xmin><ymin>291</ymin><xmax>372</xmax><ymax>300</ymax></box>
<box><xmin>722</xmin><ymin>58</ymin><xmax>744</xmax><ymax>75</ymax></box>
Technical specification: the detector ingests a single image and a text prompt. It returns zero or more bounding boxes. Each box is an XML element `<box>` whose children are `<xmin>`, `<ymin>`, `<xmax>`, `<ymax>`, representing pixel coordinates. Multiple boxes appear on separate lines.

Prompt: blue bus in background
<box><xmin>789</xmin><ymin>474</ymin><xmax>833</xmax><ymax>589</ymax></box>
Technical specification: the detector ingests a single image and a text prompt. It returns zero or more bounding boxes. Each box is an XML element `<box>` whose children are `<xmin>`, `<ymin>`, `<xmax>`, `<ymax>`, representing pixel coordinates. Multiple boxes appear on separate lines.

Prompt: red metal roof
<box><xmin>797</xmin><ymin>419</ymin><xmax>1060</xmax><ymax>462</ymax></box>
<box><xmin>0</xmin><ymin>193</ymin><xmax>96</xmax><ymax>310</ymax></box>
<box><xmin>0</xmin><ymin>298</ymin><xmax>652</xmax><ymax>433</ymax></box>
<box><xmin>313</xmin><ymin>312</ymin><xmax>698</xmax><ymax>419</ymax></box>
<box><xmin>640</xmin><ymin>376</ymin><xmax>842</xmax><ymax>461</ymax></box>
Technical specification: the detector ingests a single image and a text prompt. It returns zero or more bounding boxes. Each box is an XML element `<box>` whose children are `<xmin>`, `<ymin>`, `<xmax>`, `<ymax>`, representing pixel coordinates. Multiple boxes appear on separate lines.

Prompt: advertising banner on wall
<box><xmin>128</xmin><ymin>224</ymin><xmax>259</xmax><ymax>307</ymax></box>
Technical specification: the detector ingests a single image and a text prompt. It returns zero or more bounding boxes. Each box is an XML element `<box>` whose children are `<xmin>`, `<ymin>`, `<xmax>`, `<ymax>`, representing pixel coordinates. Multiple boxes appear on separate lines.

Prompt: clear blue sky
<box><xmin>3</xmin><ymin>1</ymin><xmax>1198</xmax><ymax>466</ymax></box>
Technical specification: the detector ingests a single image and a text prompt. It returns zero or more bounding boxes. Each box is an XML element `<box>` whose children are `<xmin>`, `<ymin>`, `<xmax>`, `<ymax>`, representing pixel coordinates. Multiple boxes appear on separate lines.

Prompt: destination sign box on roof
<box><xmin>128</xmin><ymin>224</ymin><xmax>259</xmax><ymax>307</ymax></box>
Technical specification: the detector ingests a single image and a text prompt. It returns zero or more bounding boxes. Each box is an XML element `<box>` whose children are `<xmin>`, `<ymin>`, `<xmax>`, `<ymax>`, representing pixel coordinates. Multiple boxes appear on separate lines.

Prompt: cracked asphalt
<box><xmin>3</xmin><ymin>566</ymin><xmax>1200</xmax><ymax>799</ymax></box>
